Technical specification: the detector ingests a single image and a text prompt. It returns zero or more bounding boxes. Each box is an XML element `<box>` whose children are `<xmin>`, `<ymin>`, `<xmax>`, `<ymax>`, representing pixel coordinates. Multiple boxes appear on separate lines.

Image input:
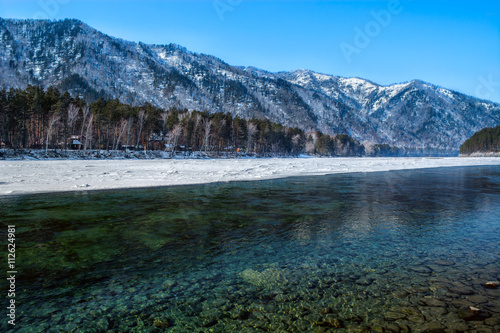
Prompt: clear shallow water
<box><xmin>1</xmin><ymin>166</ymin><xmax>500</xmax><ymax>332</ymax></box>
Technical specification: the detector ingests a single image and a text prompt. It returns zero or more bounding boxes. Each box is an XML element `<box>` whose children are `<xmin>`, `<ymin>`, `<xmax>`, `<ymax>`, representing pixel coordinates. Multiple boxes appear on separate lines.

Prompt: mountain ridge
<box><xmin>1</xmin><ymin>17</ymin><xmax>499</xmax><ymax>151</ymax></box>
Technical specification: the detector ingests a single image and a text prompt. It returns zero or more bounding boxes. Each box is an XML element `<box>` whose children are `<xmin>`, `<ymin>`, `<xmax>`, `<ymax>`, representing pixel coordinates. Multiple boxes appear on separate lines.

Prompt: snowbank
<box><xmin>1</xmin><ymin>157</ymin><xmax>499</xmax><ymax>196</ymax></box>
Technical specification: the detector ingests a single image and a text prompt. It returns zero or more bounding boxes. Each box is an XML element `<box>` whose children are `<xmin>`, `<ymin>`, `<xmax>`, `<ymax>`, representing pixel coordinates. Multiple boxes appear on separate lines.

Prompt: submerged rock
<box><xmin>421</xmin><ymin>306</ymin><xmax>448</xmax><ymax>318</ymax></box>
<box><xmin>407</xmin><ymin>314</ymin><xmax>426</xmax><ymax>324</ymax></box>
<box><xmin>319</xmin><ymin>307</ymin><xmax>334</xmax><ymax>314</ymax></box>
<box><xmin>385</xmin><ymin>323</ymin><xmax>401</xmax><ymax>333</ymax></box>
<box><xmin>95</xmin><ymin>318</ymin><xmax>110</xmax><ymax>331</ymax></box>
<box><xmin>410</xmin><ymin>266</ymin><xmax>432</xmax><ymax>274</ymax></box>
<box><xmin>162</xmin><ymin>279</ymin><xmax>177</xmax><ymax>289</ymax></box>
<box><xmin>484</xmin><ymin>317</ymin><xmax>499</xmax><ymax>326</ymax></box>
<box><xmin>346</xmin><ymin>325</ymin><xmax>370</xmax><ymax>332</ymax></box>
<box><xmin>449</xmin><ymin>286</ymin><xmax>474</xmax><ymax>295</ymax></box>
<box><xmin>239</xmin><ymin>268</ymin><xmax>289</xmax><ymax>290</ymax></box>
<box><xmin>467</xmin><ymin>295</ymin><xmax>489</xmax><ymax>304</ymax></box>
<box><xmin>419</xmin><ymin>297</ymin><xmax>447</xmax><ymax>307</ymax></box>
<box><xmin>321</xmin><ymin>314</ymin><xmax>344</xmax><ymax>328</ymax></box>
<box><xmin>422</xmin><ymin>321</ymin><xmax>446</xmax><ymax>333</ymax></box>
<box><xmin>484</xmin><ymin>281</ymin><xmax>499</xmax><ymax>289</ymax></box>
<box><xmin>201</xmin><ymin>318</ymin><xmax>217</xmax><ymax>328</ymax></box>
<box><xmin>355</xmin><ymin>278</ymin><xmax>374</xmax><ymax>286</ymax></box>
<box><xmin>153</xmin><ymin>317</ymin><xmax>172</xmax><ymax>328</ymax></box>
<box><xmin>400</xmin><ymin>307</ymin><xmax>422</xmax><ymax>316</ymax></box>
<box><xmin>457</xmin><ymin>306</ymin><xmax>491</xmax><ymax>321</ymax></box>
<box><xmin>448</xmin><ymin>322</ymin><xmax>469</xmax><ymax>332</ymax></box>
<box><xmin>434</xmin><ymin>260</ymin><xmax>455</xmax><ymax>266</ymax></box>
<box><xmin>384</xmin><ymin>312</ymin><xmax>406</xmax><ymax>321</ymax></box>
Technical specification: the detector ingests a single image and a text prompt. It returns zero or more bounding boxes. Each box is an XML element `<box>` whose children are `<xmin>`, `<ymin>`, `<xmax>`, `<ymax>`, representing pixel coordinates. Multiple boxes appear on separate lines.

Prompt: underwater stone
<box><xmin>319</xmin><ymin>307</ymin><xmax>334</xmax><ymax>314</ymax></box>
<box><xmin>419</xmin><ymin>297</ymin><xmax>447</xmax><ymax>307</ymax></box>
<box><xmin>306</xmin><ymin>281</ymin><xmax>317</xmax><ymax>289</ymax></box>
<box><xmin>465</xmin><ymin>324</ymin><xmax>494</xmax><ymax>333</ymax></box>
<box><xmin>251</xmin><ymin>311</ymin><xmax>268</xmax><ymax>321</ymax></box>
<box><xmin>63</xmin><ymin>322</ymin><xmax>77</xmax><ymax>331</ymax></box>
<box><xmin>448</xmin><ymin>321</ymin><xmax>469</xmax><ymax>332</ymax></box>
<box><xmin>344</xmin><ymin>314</ymin><xmax>363</xmax><ymax>323</ymax></box>
<box><xmin>451</xmin><ymin>299</ymin><xmax>475</xmax><ymax>308</ymax></box>
<box><xmin>422</xmin><ymin>321</ymin><xmax>446</xmax><ymax>333</ymax></box>
<box><xmin>200</xmin><ymin>308</ymin><xmax>223</xmax><ymax>321</ymax></box>
<box><xmin>346</xmin><ymin>325</ymin><xmax>370</xmax><ymax>333</ymax></box>
<box><xmin>398</xmin><ymin>323</ymin><xmax>411</xmax><ymax>333</ymax></box>
<box><xmin>95</xmin><ymin>318</ymin><xmax>109</xmax><ymax>330</ymax></box>
<box><xmin>449</xmin><ymin>287</ymin><xmax>474</xmax><ymax>295</ymax></box>
<box><xmin>485</xmin><ymin>281</ymin><xmax>499</xmax><ymax>289</ymax></box>
<box><xmin>467</xmin><ymin>295</ymin><xmax>489</xmax><ymax>304</ymax></box>
<box><xmin>152</xmin><ymin>317</ymin><xmax>171</xmax><ymax>328</ymax></box>
<box><xmin>434</xmin><ymin>260</ymin><xmax>455</xmax><ymax>266</ymax></box>
<box><xmin>400</xmin><ymin>307</ymin><xmax>422</xmax><ymax>316</ymax></box>
<box><xmin>229</xmin><ymin>308</ymin><xmax>250</xmax><ymax>320</ymax></box>
<box><xmin>407</xmin><ymin>314</ymin><xmax>426</xmax><ymax>324</ymax></box>
<box><xmin>293</xmin><ymin>318</ymin><xmax>311</xmax><ymax>331</ymax></box>
<box><xmin>306</xmin><ymin>312</ymin><xmax>323</xmax><ymax>325</ymax></box>
<box><xmin>410</xmin><ymin>266</ymin><xmax>432</xmax><ymax>274</ymax></box>
<box><xmin>268</xmin><ymin>321</ymin><xmax>288</xmax><ymax>331</ymax></box>
<box><xmin>424</xmin><ymin>306</ymin><xmax>448</xmax><ymax>317</ymax></box>
<box><xmin>355</xmin><ymin>278</ymin><xmax>374</xmax><ymax>286</ymax></box>
<box><xmin>484</xmin><ymin>317</ymin><xmax>499</xmax><ymax>326</ymax></box>
<box><xmin>385</xmin><ymin>323</ymin><xmax>401</xmax><ymax>333</ymax></box>
<box><xmin>239</xmin><ymin>268</ymin><xmax>289</xmax><ymax>290</ymax></box>
<box><xmin>321</xmin><ymin>314</ymin><xmax>344</xmax><ymax>328</ymax></box>
<box><xmin>384</xmin><ymin>312</ymin><xmax>406</xmax><ymax>321</ymax></box>
<box><xmin>458</xmin><ymin>306</ymin><xmax>491</xmax><ymax>321</ymax></box>
<box><xmin>201</xmin><ymin>318</ymin><xmax>218</xmax><ymax>327</ymax></box>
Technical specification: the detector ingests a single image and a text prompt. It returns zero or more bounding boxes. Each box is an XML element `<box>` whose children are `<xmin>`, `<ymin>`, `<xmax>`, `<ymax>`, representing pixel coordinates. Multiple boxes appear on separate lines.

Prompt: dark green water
<box><xmin>1</xmin><ymin>166</ymin><xmax>500</xmax><ymax>332</ymax></box>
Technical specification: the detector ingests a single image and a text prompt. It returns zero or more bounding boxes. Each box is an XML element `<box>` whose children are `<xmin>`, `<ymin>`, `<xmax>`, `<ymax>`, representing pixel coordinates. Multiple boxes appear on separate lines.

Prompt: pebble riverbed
<box><xmin>1</xmin><ymin>166</ymin><xmax>499</xmax><ymax>332</ymax></box>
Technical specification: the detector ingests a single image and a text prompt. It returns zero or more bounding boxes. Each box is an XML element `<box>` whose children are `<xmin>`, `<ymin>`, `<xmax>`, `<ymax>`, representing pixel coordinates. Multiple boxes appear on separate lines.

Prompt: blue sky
<box><xmin>1</xmin><ymin>0</ymin><xmax>499</xmax><ymax>103</ymax></box>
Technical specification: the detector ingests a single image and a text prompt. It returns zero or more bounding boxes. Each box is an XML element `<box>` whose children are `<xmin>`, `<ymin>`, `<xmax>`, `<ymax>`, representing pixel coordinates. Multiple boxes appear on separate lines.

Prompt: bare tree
<box><xmin>292</xmin><ymin>134</ymin><xmax>301</xmax><ymax>155</ymax></box>
<box><xmin>45</xmin><ymin>114</ymin><xmax>60</xmax><ymax>153</ymax></box>
<box><xmin>65</xmin><ymin>104</ymin><xmax>80</xmax><ymax>151</ymax></box>
<box><xmin>201</xmin><ymin>118</ymin><xmax>212</xmax><ymax>152</ymax></box>
<box><xmin>246</xmin><ymin>122</ymin><xmax>258</xmax><ymax>154</ymax></box>
<box><xmin>67</xmin><ymin>104</ymin><xmax>79</xmax><ymax>134</ymax></box>
<box><xmin>79</xmin><ymin>106</ymin><xmax>90</xmax><ymax>150</ymax></box>
<box><xmin>160</xmin><ymin>111</ymin><xmax>169</xmax><ymax>142</ymax></box>
<box><xmin>305</xmin><ymin>141</ymin><xmax>315</xmax><ymax>154</ymax></box>
<box><xmin>124</xmin><ymin>117</ymin><xmax>134</xmax><ymax>151</ymax></box>
<box><xmin>113</xmin><ymin>118</ymin><xmax>128</xmax><ymax>150</ymax></box>
<box><xmin>192</xmin><ymin>113</ymin><xmax>202</xmax><ymax>149</ymax></box>
<box><xmin>305</xmin><ymin>132</ymin><xmax>318</xmax><ymax>155</ymax></box>
<box><xmin>169</xmin><ymin>124</ymin><xmax>183</xmax><ymax>157</ymax></box>
<box><xmin>161</xmin><ymin>112</ymin><xmax>169</xmax><ymax>130</ymax></box>
<box><xmin>84</xmin><ymin>114</ymin><xmax>94</xmax><ymax>151</ymax></box>
<box><xmin>136</xmin><ymin>110</ymin><xmax>148</xmax><ymax>149</ymax></box>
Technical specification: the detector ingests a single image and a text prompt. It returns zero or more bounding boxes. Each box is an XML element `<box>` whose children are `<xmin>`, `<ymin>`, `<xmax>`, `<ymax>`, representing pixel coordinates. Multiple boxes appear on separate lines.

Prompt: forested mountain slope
<box><xmin>1</xmin><ymin>18</ymin><xmax>499</xmax><ymax>151</ymax></box>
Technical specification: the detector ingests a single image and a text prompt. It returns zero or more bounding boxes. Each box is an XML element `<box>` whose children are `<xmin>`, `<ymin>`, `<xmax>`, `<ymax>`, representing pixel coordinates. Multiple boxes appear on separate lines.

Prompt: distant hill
<box><xmin>460</xmin><ymin>126</ymin><xmax>500</xmax><ymax>155</ymax></box>
<box><xmin>1</xmin><ymin>17</ymin><xmax>499</xmax><ymax>152</ymax></box>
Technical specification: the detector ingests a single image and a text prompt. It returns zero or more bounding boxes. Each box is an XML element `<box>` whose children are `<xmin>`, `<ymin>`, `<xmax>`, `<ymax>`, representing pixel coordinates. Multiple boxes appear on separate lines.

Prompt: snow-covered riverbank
<box><xmin>1</xmin><ymin>157</ymin><xmax>499</xmax><ymax>196</ymax></box>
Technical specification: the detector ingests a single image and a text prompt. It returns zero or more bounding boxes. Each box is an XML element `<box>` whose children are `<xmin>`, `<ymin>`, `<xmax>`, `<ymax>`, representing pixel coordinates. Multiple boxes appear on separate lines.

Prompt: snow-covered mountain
<box><xmin>1</xmin><ymin>18</ymin><xmax>499</xmax><ymax>151</ymax></box>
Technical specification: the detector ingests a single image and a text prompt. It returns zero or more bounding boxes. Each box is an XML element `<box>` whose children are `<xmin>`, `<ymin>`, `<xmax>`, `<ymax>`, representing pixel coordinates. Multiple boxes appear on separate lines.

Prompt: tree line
<box><xmin>0</xmin><ymin>85</ymin><xmax>366</xmax><ymax>157</ymax></box>
<box><xmin>460</xmin><ymin>125</ymin><xmax>500</xmax><ymax>155</ymax></box>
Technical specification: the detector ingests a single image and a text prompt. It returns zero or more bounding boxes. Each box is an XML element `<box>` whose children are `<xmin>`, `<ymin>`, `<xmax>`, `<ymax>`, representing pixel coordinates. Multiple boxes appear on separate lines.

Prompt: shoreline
<box><xmin>1</xmin><ymin>157</ymin><xmax>499</xmax><ymax>197</ymax></box>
